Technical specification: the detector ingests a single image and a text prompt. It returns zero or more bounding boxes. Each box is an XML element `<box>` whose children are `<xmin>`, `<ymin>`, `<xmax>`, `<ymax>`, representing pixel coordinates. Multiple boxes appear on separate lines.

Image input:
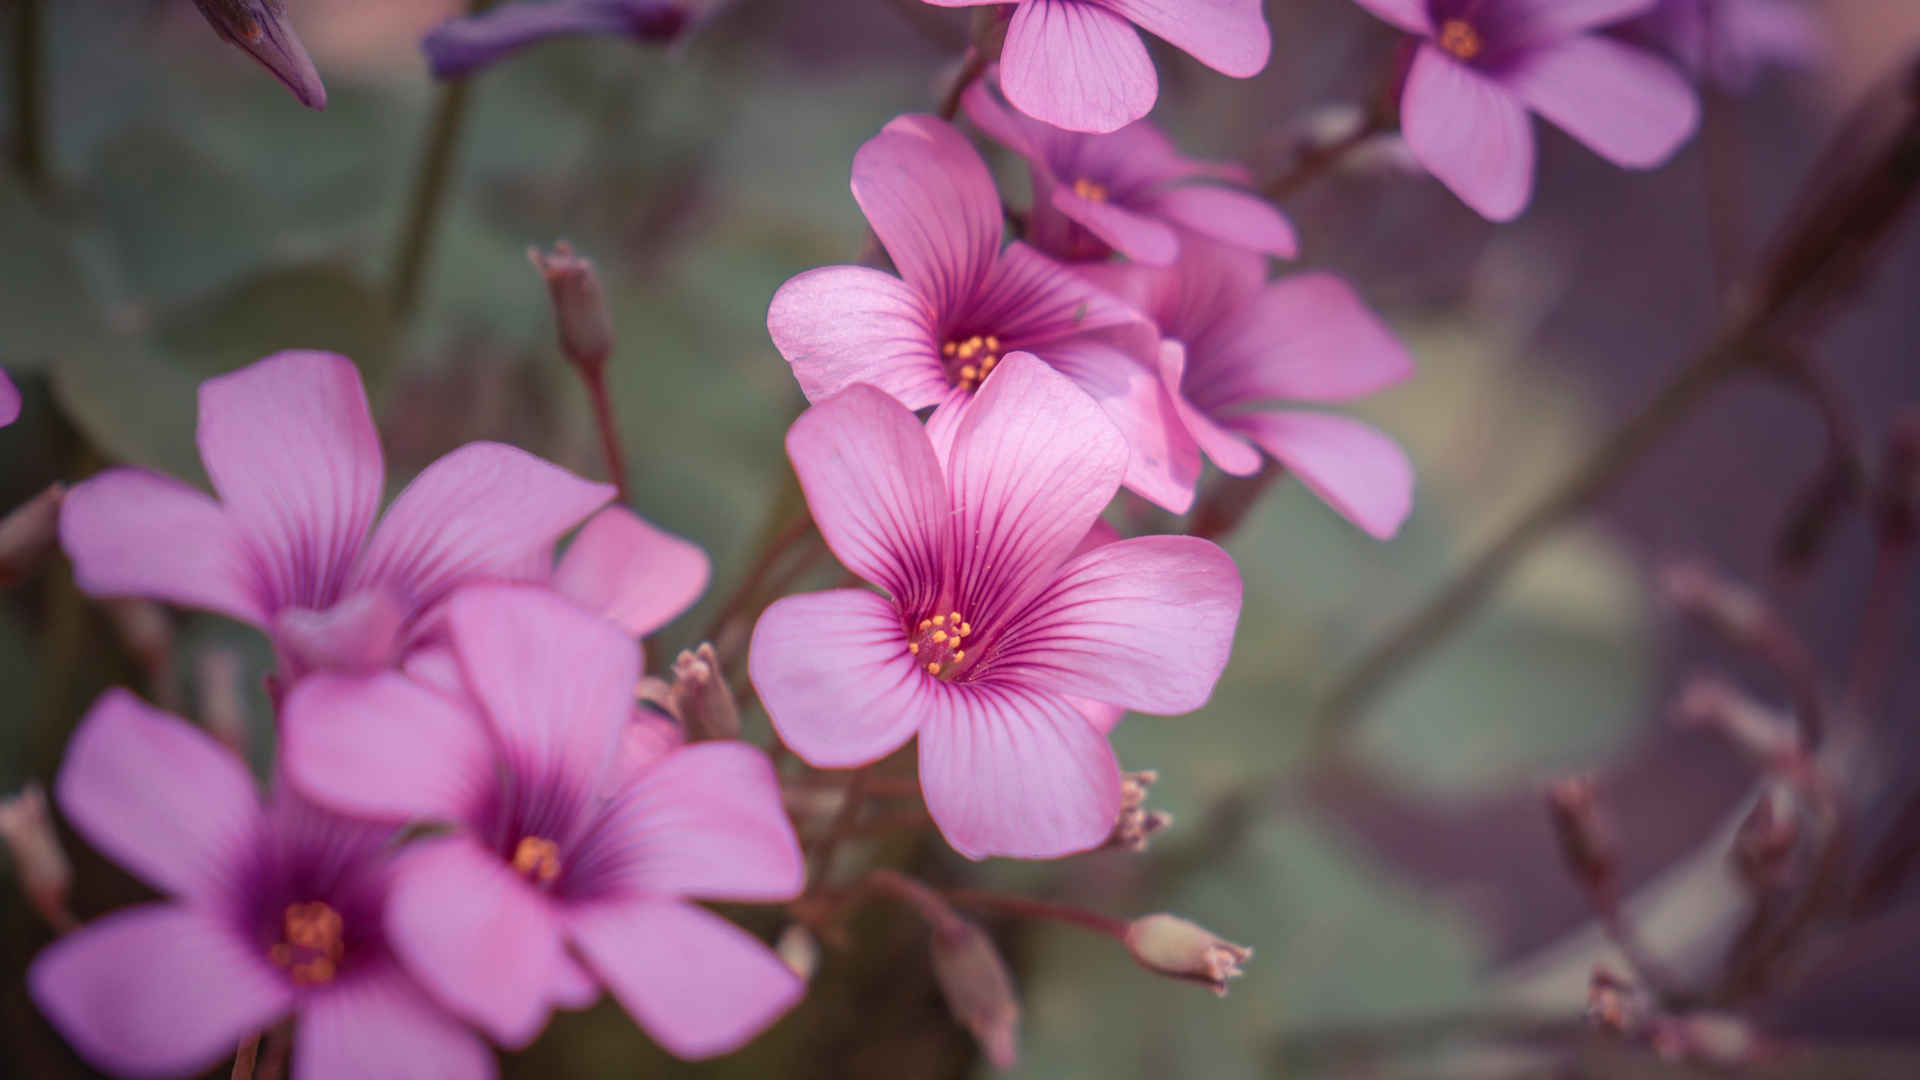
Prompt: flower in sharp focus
<box><xmin>190</xmin><ymin>0</ymin><xmax>327</xmax><ymax>109</ymax></box>
<box><xmin>961</xmin><ymin>76</ymin><xmax>1296</xmax><ymax>266</ymax></box>
<box><xmin>29</xmin><ymin>691</ymin><xmax>492</xmax><ymax>1079</ymax></box>
<box><xmin>57</xmin><ymin>350</ymin><xmax>702</xmax><ymax>683</ymax></box>
<box><xmin>0</xmin><ymin>368</ymin><xmax>18</xmax><ymax>427</ymax></box>
<box><xmin>1084</xmin><ymin>239</ymin><xmax>1416</xmax><ymax>539</ymax></box>
<box><xmin>922</xmin><ymin>0</ymin><xmax>1270</xmax><ymax>133</ymax></box>
<box><xmin>1614</xmin><ymin>0</ymin><xmax>1823</xmax><ymax>90</ymax></box>
<box><xmin>281</xmin><ymin>584</ymin><xmax>805</xmax><ymax>1055</ymax></box>
<box><xmin>423</xmin><ymin>1</ymin><xmax>699</xmax><ymax>80</ymax></box>
<box><xmin>1351</xmin><ymin>0</ymin><xmax>1699</xmax><ymax>220</ymax></box>
<box><xmin>768</xmin><ymin>114</ymin><xmax>1202</xmax><ymax>513</ymax></box>
<box><xmin>748</xmin><ymin>355</ymin><xmax>1242</xmax><ymax>860</ymax></box>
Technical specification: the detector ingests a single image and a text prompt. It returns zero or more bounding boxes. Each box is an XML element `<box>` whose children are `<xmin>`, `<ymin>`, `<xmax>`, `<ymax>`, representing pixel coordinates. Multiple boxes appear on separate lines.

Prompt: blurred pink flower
<box><xmin>191</xmin><ymin>0</ymin><xmax>329</xmax><ymax>108</ymax></box>
<box><xmin>749</xmin><ymin>355</ymin><xmax>1241</xmax><ymax>860</ymax></box>
<box><xmin>422</xmin><ymin>1</ymin><xmax>694</xmax><ymax>80</ymax></box>
<box><xmin>1352</xmin><ymin>0</ymin><xmax>1699</xmax><ymax>220</ymax></box>
<box><xmin>962</xmin><ymin>77</ymin><xmax>1295</xmax><ymax>266</ymax></box>
<box><xmin>0</xmin><ymin>369</ymin><xmax>17</xmax><ymax>427</ymax></box>
<box><xmin>281</xmin><ymin>584</ymin><xmax>804</xmax><ymax>1056</ymax></box>
<box><xmin>924</xmin><ymin>0</ymin><xmax>1270</xmax><ymax>132</ymax></box>
<box><xmin>56</xmin><ymin>350</ymin><xmax>700</xmax><ymax>681</ymax></box>
<box><xmin>1085</xmin><ymin>241</ymin><xmax>1416</xmax><ymax>539</ymax></box>
<box><xmin>1615</xmin><ymin>0</ymin><xmax>1822</xmax><ymax>89</ymax></box>
<box><xmin>30</xmin><ymin>691</ymin><xmax>492</xmax><ymax>1079</ymax></box>
<box><xmin>767</xmin><ymin>114</ymin><xmax>1201</xmax><ymax>512</ymax></box>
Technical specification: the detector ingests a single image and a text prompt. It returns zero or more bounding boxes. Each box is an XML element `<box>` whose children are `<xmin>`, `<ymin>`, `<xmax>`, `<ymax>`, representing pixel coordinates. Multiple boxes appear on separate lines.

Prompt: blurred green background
<box><xmin>4</xmin><ymin>0</ymin><xmax>1920</xmax><ymax>1076</ymax></box>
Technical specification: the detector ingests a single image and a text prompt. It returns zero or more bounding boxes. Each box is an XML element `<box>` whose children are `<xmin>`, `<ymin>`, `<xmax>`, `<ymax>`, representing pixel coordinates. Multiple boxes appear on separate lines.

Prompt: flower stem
<box><xmin>1261</xmin><ymin>107</ymin><xmax>1388</xmax><ymax>203</ymax></box>
<box><xmin>936</xmin><ymin>47</ymin><xmax>987</xmax><ymax>123</ymax></box>
<box><xmin>581</xmin><ymin>366</ymin><xmax>630</xmax><ymax>502</ymax></box>
<box><xmin>11</xmin><ymin>0</ymin><xmax>46</xmax><ymax>191</ymax></box>
<box><xmin>940</xmin><ymin>886</ymin><xmax>1131</xmax><ymax>939</ymax></box>
<box><xmin>804</xmin><ymin>766</ymin><xmax>871</xmax><ymax>889</ymax></box>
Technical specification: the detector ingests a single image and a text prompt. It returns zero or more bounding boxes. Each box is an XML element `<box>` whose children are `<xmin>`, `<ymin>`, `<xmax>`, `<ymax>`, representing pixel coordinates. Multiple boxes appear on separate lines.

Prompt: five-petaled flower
<box><xmin>30</xmin><ymin>691</ymin><xmax>494</xmax><ymax>1079</ymax></box>
<box><xmin>962</xmin><ymin>77</ymin><xmax>1296</xmax><ymax>267</ymax></box>
<box><xmin>281</xmin><ymin>584</ymin><xmax>806</xmax><ymax>1056</ymax></box>
<box><xmin>768</xmin><ymin>114</ymin><xmax>1202</xmax><ymax>512</ymax></box>
<box><xmin>1352</xmin><ymin>0</ymin><xmax>1699</xmax><ymax>220</ymax></box>
<box><xmin>749</xmin><ymin>355</ymin><xmax>1242</xmax><ymax>859</ymax></box>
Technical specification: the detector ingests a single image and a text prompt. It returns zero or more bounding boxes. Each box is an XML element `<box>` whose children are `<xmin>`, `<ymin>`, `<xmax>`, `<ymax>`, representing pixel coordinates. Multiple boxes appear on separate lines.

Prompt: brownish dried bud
<box><xmin>1105</xmin><ymin>769</ymin><xmax>1171</xmax><ymax>851</ymax></box>
<box><xmin>1547</xmin><ymin>775</ymin><xmax>1618</xmax><ymax>904</ymax></box>
<box><xmin>1124</xmin><ymin>914</ymin><xmax>1252</xmax><ymax>998</ymax></box>
<box><xmin>930</xmin><ymin>917</ymin><xmax>1020</xmax><ymax>1068</ymax></box>
<box><xmin>106</xmin><ymin>599</ymin><xmax>179</xmax><ymax>708</ymax></box>
<box><xmin>529</xmin><ymin>242</ymin><xmax>615</xmax><ymax>377</ymax></box>
<box><xmin>1671</xmin><ymin>676</ymin><xmax>1800</xmax><ymax>767</ymax></box>
<box><xmin>0</xmin><ymin>783</ymin><xmax>74</xmax><ymax>933</ymax></box>
<box><xmin>0</xmin><ymin>484</ymin><xmax>63</xmax><ymax>586</ymax></box>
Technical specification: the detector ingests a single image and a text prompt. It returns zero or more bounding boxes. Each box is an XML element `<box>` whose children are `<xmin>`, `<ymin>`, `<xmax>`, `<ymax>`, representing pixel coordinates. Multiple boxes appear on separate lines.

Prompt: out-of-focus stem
<box><xmin>941</xmin><ymin>886</ymin><xmax>1131</xmax><ymax>939</ymax></box>
<box><xmin>582</xmin><ymin>367</ymin><xmax>629</xmax><ymax>502</ymax></box>
<box><xmin>11</xmin><ymin>0</ymin><xmax>45</xmax><ymax>190</ymax></box>
<box><xmin>1262</xmin><ymin>109</ymin><xmax>1388</xmax><ymax>203</ymax></box>
<box><xmin>936</xmin><ymin>47</ymin><xmax>987</xmax><ymax>122</ymax></box>
<box><xmin>804</xmin><ymin>766</ymin><xmax>871</xmax><ymax>890</ymax></box>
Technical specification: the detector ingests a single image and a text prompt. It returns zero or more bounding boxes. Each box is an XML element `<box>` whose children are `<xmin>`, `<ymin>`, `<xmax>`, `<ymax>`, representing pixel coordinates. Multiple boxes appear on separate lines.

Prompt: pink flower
<box><xmin>1615</xmin><ymin>0</ymin><xmax>1822</xmax><ymax>89</ymax></box>
<box><xmin>281</xmin><ymin>584</ymin><xmax>805</xmax><ymax>1057</ymax></box>
<box><xmin>767</xmin><ymin>114</ymin><xmax>1201</xmax><ymax>512</ymax></box>
<box><xmin>748</xmin><ymin>355</ymin><xmax>1242</xmax><ymax>859</ymax></box>
<box><xmin>1084</xmin><ymin>240</ymin><xmax>1416</xmax><ymax>539</ymax></box>
<box><xmin>1352</xmin><ymin>0</ymin><xmax>1699</xmax><ymax>220</ymax></box>
<box><xmin>962</xmin><ymin>77</ymin><xmax>1296</xmax><ymax>266</ymax></box>
<box><xmin>0</xmin><ymin>368</ymin><xmax>17</xmax><ymax>428</ymax></box>
<box><xmin>924</xmin><ymin>0</ymin><xmax>1271</xmax><ymax>133</ymax></box>
<box><xmin>57</xmin><ymin>350</ymin><xmax>646</xmax><ymax>680</ymax></box>
<box><xmin>30</xmin><ymin>691</ymin><xmax>492</xmax><ymax>1079</ymax></box>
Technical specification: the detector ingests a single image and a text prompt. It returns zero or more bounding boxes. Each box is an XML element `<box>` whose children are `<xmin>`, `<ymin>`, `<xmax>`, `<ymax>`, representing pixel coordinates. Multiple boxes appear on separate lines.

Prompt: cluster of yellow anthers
<box><xmin>271</xmin><ymin>900</ymin><xmax>346</xmax><ymax>986</ymax></box>
<box><xmin>908</xmin><ymin>611</ymin><xmax>974</xmax><ymax>677</ymax></box>
<box><xmin>512</xmin><ymin>835</ymin><xmax>563</xmax><ymax>885</ymax></box>
<box><xmin>1070</xmin><ymin>177</ymin><xmax>1109</xmax><ymax>203</ymax></box>
<box><xmin>1438</xmin><ymin>18</ymin><xmax>1483</xmax><ymax>61</ymax></box>
<box><xmin>942</xmin><ymin>336</ymin><xmax>1004</xmax><ymax>390</ymax></box>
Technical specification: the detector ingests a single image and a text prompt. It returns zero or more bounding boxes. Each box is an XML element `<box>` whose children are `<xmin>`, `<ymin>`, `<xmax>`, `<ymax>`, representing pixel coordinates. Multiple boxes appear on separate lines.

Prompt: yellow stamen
<box><xmin>1438</xmin><ymin>18</ymin><xmax>1482</xmax><ymax>61</ymax></box>
<box><xmin>272</xmin><ymin>901</ymin><xmax>346</xmax><ymax>986</ymax></box>
<box><xmin>512</xmin><ymin>836</ymin><xmax>562</xmax><ymax>885</ymax></box>
<box><xmin>932</xmin><ymin>630</ymin><xmax>948</xmax><ymax>643</ymax></box>
<box><xmin>1072</xmin><ymin>177</ymin><xmax>1109</xmax><ymax>202</ymax></box>
<box><xmin>932</xmin><ymin>614</ymin><xmax>945</xmax><ymax>626</ymax></box>
<box><xmin>927</xmin><ymin>662</ymin><xmax>942</xmax><ymax>675</ymax></box>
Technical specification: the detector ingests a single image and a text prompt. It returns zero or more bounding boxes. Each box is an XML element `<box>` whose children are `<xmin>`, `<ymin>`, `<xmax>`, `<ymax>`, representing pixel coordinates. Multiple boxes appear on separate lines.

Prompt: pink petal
<box><xmin>970</xmin><ymin>242</ymin><xmax>1150</xmax><ymax>346</ymax></box>
<box><xmin>1187</xmin><ymin>272</ymin><xmax>1413</xmax><ymax>411</ymax></box>
<box><xmin>447</xmin><ymin>585</ymin><xmax>638</xmax><ymax>799</ymax></box>
<box><xmin>603</xmin><ymin>742</ymin><xmax>804</xmax><ymax>902</ymax></box>
<box><xmin>31</xmin><ymin>903</ymin><xmax>293</xmax><ymax>1076</ymax></box>
<box><xmin>1001</xmin><ymin>0</ymin><xmax>1156</xmax><ymax>134</ymax></box>
<box><xmin>784</xmin><ymin>384</ymin><xmax>948</xmax><ymax>613</ymax></box>
<box><xmin>1140</xmin><ymin>185</ymin><xmax>1298</xmax><ymax>258</ymax></box>
<box><xmin>1050</xmin><ymin>184</ymin><xmax>1180</xmax><ymax>264</ymax></box>
<box><xmin>916</xmin><ymin>681</ymin><xmax>1122</xmax><ymax>859</ymax></box>
<box><xmin>1230</xmin><ymin>410</ymin><xmax>1415</xmax><ymax>539</ymax></box>
<box><xmin>852</xmin><ymin>115</ymin><xmax>1004</xmax><ymax>314</ymax></box>
<box><xmin>1043</xmin><ymin>339</ymin><xmax>1201</xmax><ymax>514</ymax></box>
<box><xmin>1401</xmin><ymin>45</ymin><xmax>1537</xmax><ymax>222</ymax></box>
<box><xmin>59</xmin><ymin>468</ymin><xmax>267</xmax><ymax>624</ymax></box>
<box><xmin>991</xmin><ymin>536</ymin><xmax>1241</xmax><ymax>714</ymax></box>
<box><xmin>273</xmin><ymin>587</ymin><xmax>409</xmax><ymax>675</ymax></box>
<box><xmin>923</xmin><ymin>384</ymin><xmax>973</xmax><ymax>468</ymax></box>
<box><xmin>945</xmin><ymin>354</ymin><xmax>1127</xmax><ymax>628</ymax></box>
<box><xmin>567</xmin><ymin>898</ymin><xmax>802</xmax><ymax>1060</ymax></box>
<box><xmin>1160</xmin><ymin>342</ymin><xmax>1264</xmax><ymax>476</ymax></box>
<box><xmin>196</xmin><ymin>350</ymin><xmax>384</xmax><ymax>611</ymax></box>
<box><xmin>551</xmin><ymin>507</ymin><xmax>711</xmax><ymax>638</ymax></box>
<box><xmin>1348</xmin><ymin>0</ymin><xmax>1432</xmax><ymax>33</ymax></box>
<box><xmin>1501</xmin><ymin>35</ymin><xmax>1698</xmax><ymax>169</ymax></box>
<box><xmin>766</xmin><ymin>265</ymin><xmax>951</xmax><ymax>409</ymax></box>
<box><xmin>385</xmin><ymin>837</ymin><xmax>570</xmax><ymax>1049</ymax></box>
<box><xmin>295</xmin><ymin>963</ymin><xmax>497</xmax><ymax>1080</ymax></box>
<box><xmin>281</xmin><ymin>671</ymin><xmax>495</xmax><ymax>825</ymax></box>
<box><xmin>56</xmin><ymin>690</ymin><xmax>262</xmax><ymax>902</ymax></box>
<box><xmin>1100</xmin><ymin>0</ymin><xmax>1272</xmax><ymax>77</ymax></box>
<box><xmin>749</xmin><ymin>589</ymin><xmax>930</xmax><ymax>768</ymax></box>
<box><xmin>0</xmin><ymin>369</ymin><xmax>18</xmax><ymax>427</ymax></box>
<box><xmin>349</xmin><ymin>442</ymin><xmax>614</xmax><ymax>610</ymax></box>
<box><xmin>1072</xmin><ymin>696</ymin><xmax>1127</xmax><ymax>735</ymax></box>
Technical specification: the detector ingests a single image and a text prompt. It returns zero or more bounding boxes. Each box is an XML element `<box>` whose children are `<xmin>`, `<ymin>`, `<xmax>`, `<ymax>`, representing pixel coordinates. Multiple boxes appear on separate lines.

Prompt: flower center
<box><xmin>512</xmin><ymin>835</ymin><xmax>562</xmax><ymax>885</ymax></box>
<box><xmin>1438</xmin><ymin>18</ymin><xmax>1482</xmax><ymax>61</ymax></box>
<box><xmin>941</xmin><ymin>335</ymin><xmax>1004</xmax><ymax>391</ymax></box>
<box><xmin>907</xmin><ymin>610</ymin><xmax>973</xmax><ymax>680</ymax></box>
<box><xmin>269</xmin><ymin>900</ymin><xmax>345</xmax><ymax>986</ymax></box>
<box><xmin>1071</xmin><ymin>177</ymin><xmax>1109</xmax><ymax>202</ymax></box>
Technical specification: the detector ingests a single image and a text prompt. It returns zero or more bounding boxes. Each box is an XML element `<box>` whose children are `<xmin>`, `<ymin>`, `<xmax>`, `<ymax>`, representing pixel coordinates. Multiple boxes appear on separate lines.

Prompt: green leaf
<box><xmin>0</xmin><ymin>180</ymin><xmax>110</xmax><ymax>373</ymax></box>
<box><xmin>52</xmin><ymin>340</ymin><xmax>205</xmax><ymax>483</ymax></box>
<box><xmin>156</xmin><ymin>262</ymin><xmax>396</xmax><ymax>383</ymax></box>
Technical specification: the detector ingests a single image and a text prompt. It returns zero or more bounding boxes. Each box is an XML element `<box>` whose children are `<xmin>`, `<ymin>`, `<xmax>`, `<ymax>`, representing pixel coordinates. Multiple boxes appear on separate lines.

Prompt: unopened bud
<box><xmin>1124</xmin><ymin>914</ymin><xmax>1251</xmax><ymax>998</ymax></box>
<box><xmin>1546</xmin><ymin>775</ymin><xmax>1617</xmax><ymax>904</ymax></box>
<box><xmin>0</xmin><ymin>484</ymin><xmax>63</xmax><ymax>586</ymax></box>
<box><xmin>1734</xmin><ymin>783</ymin><xmax>1800</xmax><ymax>890</ymax></box>
<box><xmin>1587</xmin><ymin>967</ymin><xmax>1653</xmax><ymax>1039</ymax></box>
<box><xmin>1105</xmin><ymin>769</ymin><xmax>1171</xmax><ymax>851</ymax></box>
<box><xmin>1875</xmin><ymin>411</ymin><xmax>1920</xmax><ymax>548</ymax></box>
<box><xmin>775</xmin><ymin>924</ymin><xmax>819</xmax><ymax>982</ymax></box>
<box><xmin>670</xmin><ymin>643</ymin><xmax>740</xmax><ymax>741</ymax></box>
<box><xmin>0</xmin><ymin>783</ymin><xmax>74</xmax><ymax>933</ymax></box>
<box><xmin>930</xmin><ymin>917</ymin><xmax>1020</xmax><ymax>1068</ymax></box>
<box><xmin>529</xmin><ymin>242</ymin><xmax>614</xmax><ymax>377</ymax></box>
<box><xmin>1672</xmin><ymin>676</ymin><xmax>1800</xmax><ymax>767</ymax></box>
<box><xmin>196</xmin><ymin>648</ymin><xmax>251</xmax><ymax>758</ymax></box>
<box><xmin>190</xmin><ymin>0</ymin><xmax>327</xmax><ymax>109</ymax></box>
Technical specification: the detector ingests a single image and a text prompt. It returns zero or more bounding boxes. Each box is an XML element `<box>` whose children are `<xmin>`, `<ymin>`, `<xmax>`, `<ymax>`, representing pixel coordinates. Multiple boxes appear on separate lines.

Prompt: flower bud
<box><xmin>189</xmin><ymin>1</ymin><xmax>327</xmax><ymax>109</ymax></box>
<box><xmin>0</xmin><ymin>484</ymin><xmax>63</xmax><ymax>587</ymax></box>
<box><xmin>670</xmin><ymin>643</ymin><xmax>740</xmax><ymax>741</ymax></box>
<box><xmin>1124</xmin><ymin>914</ymin><xmax>1251</xmax><ymax>997</ymax></box>
<box><xmin>1587</xmin><ymin>966</ymin><xmax>1652</xmax><ymax>1038</ymax></box>
<box><xmin>1105</xmin><ymin>769</ymin><xmax>1171</xmax><ymax>852</ymax></box>
<box><xmin>424</xmin><ymin>2</ymin><xmax>694</xmax><ymax>81</ymax></box>
<box><xmin>0</xmin><ymin>783</ymin><xmax>74</xmax><ymax>932</ymax></box>
<box><xmin>930</xmin><ymin>917</ymin><xmax>1020</xmax><ymax>1067</ymax></box>
<box><xmin>529</xmin><ymin>242</ymin><xmax>616</xmax><ymax>378</ymax></box>
<box><xmin>1546</xmin><ymin>775</ymin><xmax>1617</xmax><ymax>904</ymax></box>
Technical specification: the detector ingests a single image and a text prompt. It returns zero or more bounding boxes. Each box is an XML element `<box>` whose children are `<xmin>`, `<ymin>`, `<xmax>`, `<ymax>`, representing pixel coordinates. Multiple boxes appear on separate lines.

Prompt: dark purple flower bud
<box><xmin>423</xmin><ymin>1</ymin><xmax>694</xmax><ymax>81</ymax></box>
<box><xmin>190</xmin><ymin>0</ymin><xmax>327</xmax><ymax>109</ymax></box>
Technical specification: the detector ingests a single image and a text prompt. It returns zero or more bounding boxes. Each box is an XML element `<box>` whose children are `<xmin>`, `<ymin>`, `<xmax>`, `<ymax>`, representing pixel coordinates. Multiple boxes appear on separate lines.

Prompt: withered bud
<box><xmin>930</xmin><ymin>917</ymin><xmax>1021</xmax><ymax>1068</ymax></box>
<box><xmin>196</xmin><ymin>647</ymin><xmax>251</xmax><ymax>759</ymax></box>
<box><xmin>775</xmin><ymin>924</ymin><xmax>819</xmax><ymax>982</ymax></box>
<box><xmin>1546</xmin><ymin>775</ymin><xmax>1618</xmax><ymax>904</ymax></box>
<box><xmin>1124</xmin><ymin>914</ymin><xmax>1252</xmax><ymax>998</ymax></box>
<box><xmin>1671</xmin><ymin>676</ymin><xmax>1800</xmax><ymax>767</ymax></box>
<box><xmin>1734</xmin><ymin>783</ymin><xmax>1801</xmax><ymax>890</ymax></box>
<box><xmin>1105</xmin><ymin>770</ymin><xmax>1171</xmax><ymax>851</ymax></box>
<box><xmin>190</xmin><ymin>1</ymin><xmax>327</xmax><ymax>109</ymax></box>
<box><xmin>0</xmin><ymin>783</ymin><xmax>74</xmax><ymax>933</ymax></box>
<box><xmin>529</xmin><ymin>242</ymin><xmax>615</xmax><ymax>377</ymax></box>
<box><xmin>0</xmin><ymin>484</ymin><xmax>64</xmax><ymax>586</ymax></box>
<box><xmin>1875</xmin><ymin>411</ymin><xmax>1920</xmax><ymax>548</ymax></box>
<box><xmin>1587</xmin><ymin>966</ymin><xmax>1653</xmax><ymax>1039</ymax></box>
